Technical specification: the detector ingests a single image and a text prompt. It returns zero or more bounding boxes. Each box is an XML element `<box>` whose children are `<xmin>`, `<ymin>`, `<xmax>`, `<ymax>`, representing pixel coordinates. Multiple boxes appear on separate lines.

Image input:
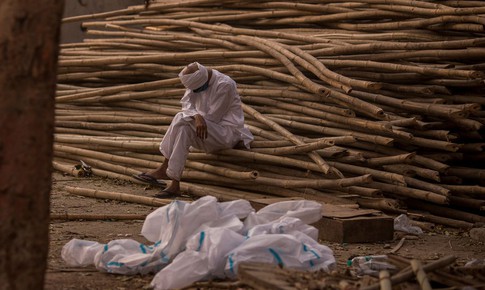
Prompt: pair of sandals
<box><xmin>132</xmin><ymin>173</ymin><xmax>179</xmax><ymax>198</ymax></box>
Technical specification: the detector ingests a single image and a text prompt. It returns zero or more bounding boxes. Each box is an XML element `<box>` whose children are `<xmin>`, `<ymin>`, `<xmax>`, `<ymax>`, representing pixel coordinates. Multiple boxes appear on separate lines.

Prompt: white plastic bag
<box><xmin>94</xmin><ymin>239</ymin><xmax>160</xmax><ymax>275</ymax></box>
<box><xmin>394</xmin><ymin>214</ymin><xmax>423</xmax><ymax>235</ymax></box>
<box><xmin>195</xmin><ymin>215</ymin><xmax>245</xmax><ymax>234</ymax></box>
<box><xmin>219</xmin><ymin>199</ymin><xmax>254</xmax><ymax>219</ymax></box>
<box><xmin>247</xmin><ymin>216</ymin><xmax>319</xmax><ymax>241</ymax></box>
<box><xmin>151</xmin><ymin>228</ymin><xmax>245</xmax><ymax>290</ymax></box>
<box><xmin>224</xmin><ymin>233</ymin><xmax>335</xmax><ymax>279</ymax></box>
<box><xmin>141</xmin><ymin>199</ymin><xmax>188</xmax><ymax>243</ymax></box>
<box><xmin>348</xmin><ymin>255</ymin><xmax>396</xmax><ymax>276</ymax></box>
<box><xmin>61</xmin><ymin>197</ymin><xmax>336</xmax><ymax>290</ymax></box>
<box><xmin>62</xmin><ymin>196</ymin><xmax>253</xmax><ymax>276</ymax></box>
<box><xmin>243</xmin><ymin>200</ymin><xmax>322</xmax><ymax>232</ymax></box>
<box><xmin>61</xmin><ymin>239</ymin><xmax>104</xmax><ymax>267</ymax></box>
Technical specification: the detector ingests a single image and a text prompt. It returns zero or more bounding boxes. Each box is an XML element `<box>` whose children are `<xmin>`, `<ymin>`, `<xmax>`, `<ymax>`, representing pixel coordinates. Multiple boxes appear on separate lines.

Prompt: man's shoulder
<box><xmin>213</xmin><ymin>70</ymin><xmax>237</xmax><ymax>90</ymax></box>
<box><xmin>214</xmin><ymin>69</ymin><xmax>235</xmax><ymax>82</ymax></box>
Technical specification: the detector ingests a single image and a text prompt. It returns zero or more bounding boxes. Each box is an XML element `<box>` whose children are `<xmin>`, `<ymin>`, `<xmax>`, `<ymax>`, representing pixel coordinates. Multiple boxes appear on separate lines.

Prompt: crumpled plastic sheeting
<box><xmin>243</xmin><ymin>200</ymin><xmax>323</xmax><ymax>231</ymax></box>
<box><xmin>224</xmin><ymin>232</ymin><xmax>335</xmax><ymax>279</ymax></box>
<box><xmin>151</xmin><ymin>228</ymin><xmax>246</xmax><ymax>289</ymax></box>
<box><xmin>247</xmin><ymin>216</ymin><xmax>319</xmax><ymax>240</ymax></box>
<box><xmin>393</xmin><ymin>214</ymin><xmax>423</xmax><ymax>235</ymax></box>
<box><xmin>63</xmin><ymin>196</ymin><xmax>253</xmax><ymax>275</ymax></box>
<box><xmin>61</xmin><ymin>239</ymin><xmax>104</xmax><ymax>267</ymax></box>
<box><xmin>61</xmin><ymin>196</ymin><xmax>336</xmax><ymax>290</ymax></box>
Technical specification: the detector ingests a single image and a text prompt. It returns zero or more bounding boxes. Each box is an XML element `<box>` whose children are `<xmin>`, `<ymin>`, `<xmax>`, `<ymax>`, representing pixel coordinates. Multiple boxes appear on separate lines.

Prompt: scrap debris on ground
<box><xmin>48</xmin><ymin>172</ymin><xmax>485</xmax><ymax>290</ymax></box>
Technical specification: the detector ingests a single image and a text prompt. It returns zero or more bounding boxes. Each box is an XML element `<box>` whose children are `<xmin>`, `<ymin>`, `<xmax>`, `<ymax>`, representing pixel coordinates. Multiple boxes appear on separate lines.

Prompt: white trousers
<box><xmin>159</xmin><ymin>112</ymin><xmax>240</xmax><ymax>181</ymax></box>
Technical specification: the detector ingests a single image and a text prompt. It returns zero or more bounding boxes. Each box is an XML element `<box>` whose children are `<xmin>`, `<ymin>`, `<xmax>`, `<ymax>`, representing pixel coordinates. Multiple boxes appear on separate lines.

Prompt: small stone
<box><xmin>469</xmin><ymin>228</ymin><xmax>485</xmax><ymax>242</ymax></box>
<box><xmin>383</xmin><ymin>243</ymin><xmax>391</xmax><ymax>249</ymax></box>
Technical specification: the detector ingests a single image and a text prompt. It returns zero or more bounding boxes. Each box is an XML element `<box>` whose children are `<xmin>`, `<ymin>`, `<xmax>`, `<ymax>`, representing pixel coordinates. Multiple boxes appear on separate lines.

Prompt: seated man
<box><xmin>134</xmin><ymin>62</ymin><xmax>253</xmax><ymax>197</ymax></box>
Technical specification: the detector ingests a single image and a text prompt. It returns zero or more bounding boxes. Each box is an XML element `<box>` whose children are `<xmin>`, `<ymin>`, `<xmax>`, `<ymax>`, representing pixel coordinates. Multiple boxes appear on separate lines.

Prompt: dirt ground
<box><xmin>45</xmin><ymin>171</ymin><xmax>485</xmax><ymax>290</ymax></box>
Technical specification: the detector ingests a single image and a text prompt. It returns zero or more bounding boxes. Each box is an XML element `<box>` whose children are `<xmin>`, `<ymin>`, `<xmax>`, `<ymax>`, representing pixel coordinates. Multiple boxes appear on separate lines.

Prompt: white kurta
<box><xmin>159</xmin><ymin>69</ymin><xmax>253</xmax><ymax>181</ymax></box>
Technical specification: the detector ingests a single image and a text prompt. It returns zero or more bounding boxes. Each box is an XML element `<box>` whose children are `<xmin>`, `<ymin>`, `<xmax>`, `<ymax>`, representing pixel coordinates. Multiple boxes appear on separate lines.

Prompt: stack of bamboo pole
<box><xmin>54</xmin><ymin>0</ymin><xmax>485</xmax><ymax>228</ymax></box>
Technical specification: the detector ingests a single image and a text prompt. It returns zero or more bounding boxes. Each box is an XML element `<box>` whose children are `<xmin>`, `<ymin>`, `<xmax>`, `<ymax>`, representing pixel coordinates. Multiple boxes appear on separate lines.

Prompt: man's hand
<box><xmin>194</xmin><ymin>114</ymin><xmax>208</xmax><ymax>139</ymax></box>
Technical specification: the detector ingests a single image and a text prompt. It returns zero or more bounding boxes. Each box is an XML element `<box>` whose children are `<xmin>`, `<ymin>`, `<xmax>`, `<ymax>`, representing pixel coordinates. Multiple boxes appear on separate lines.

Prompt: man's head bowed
<box><xmin>179</xmin><ymin>62</ymin><xmax>208</xmax><ymax>90</ymax></box>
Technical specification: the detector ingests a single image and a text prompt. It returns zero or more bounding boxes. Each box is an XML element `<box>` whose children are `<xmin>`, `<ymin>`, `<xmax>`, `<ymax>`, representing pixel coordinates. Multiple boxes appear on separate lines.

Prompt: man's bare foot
<box><xmin>165</xmin><ymin>180</ymin><xmax>180</xmax><ymax>194</ymax></box>
<box><xmin>154</xmin><ymin>180</ymin><xmax>180</xmax><ymax>198</ymax></box>
<box><xmin>145</xmin><ymin>160</ymin><xmax>170</xmax><ymax>179</ymax></box>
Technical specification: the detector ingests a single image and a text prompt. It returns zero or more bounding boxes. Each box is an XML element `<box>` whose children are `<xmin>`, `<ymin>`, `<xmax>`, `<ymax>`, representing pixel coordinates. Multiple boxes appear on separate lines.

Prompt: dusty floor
<box><xmin>45</xmin><ymin>171</ymin><xmax>485</xmax><ymax>289</ymax></box>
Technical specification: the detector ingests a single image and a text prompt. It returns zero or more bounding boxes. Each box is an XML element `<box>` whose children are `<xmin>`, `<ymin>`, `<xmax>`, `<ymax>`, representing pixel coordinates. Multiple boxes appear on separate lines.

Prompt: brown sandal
<box><xmin>132</xmin><ymin>173</ymin><xmax>166</xmax><ymax>188</ymax></box>
<box><xmin>153</xmin><ymin>189</ymin><xmax>179</xmax><ymax>199</ymax></box>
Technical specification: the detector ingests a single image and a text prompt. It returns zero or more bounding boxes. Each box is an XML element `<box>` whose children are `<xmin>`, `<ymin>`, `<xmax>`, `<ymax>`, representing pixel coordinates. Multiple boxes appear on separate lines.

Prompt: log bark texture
<box><xmin>0</xmin><ymin>1</ymin><xmax>64</xmax><ymax>289</ymax></box>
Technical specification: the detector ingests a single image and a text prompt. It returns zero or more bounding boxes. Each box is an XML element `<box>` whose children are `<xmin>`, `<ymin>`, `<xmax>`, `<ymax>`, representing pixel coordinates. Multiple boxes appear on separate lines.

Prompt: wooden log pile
<box><xmin>54</xmin><ymin>0</ymin><xmax>485</xmax><ymax>228</ymax></box>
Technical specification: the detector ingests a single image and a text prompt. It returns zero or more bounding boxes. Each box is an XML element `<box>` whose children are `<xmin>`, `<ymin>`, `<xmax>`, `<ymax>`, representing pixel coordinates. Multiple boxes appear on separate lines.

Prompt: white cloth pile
<box><xmin>61</xmin><ymin>196</ymin><xmax>336</xmax><ymax>290</ymax></box>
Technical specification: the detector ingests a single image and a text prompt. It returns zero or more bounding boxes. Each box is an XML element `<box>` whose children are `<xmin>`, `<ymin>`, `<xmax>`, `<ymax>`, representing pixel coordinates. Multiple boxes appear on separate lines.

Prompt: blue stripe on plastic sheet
<box><xmin>107</xmin><ymin>261</ymin><xmax>124</xmax><ymax>267</ymax></box>
<box><xmin>160</xmin><ymin>251</ymin><xmax>169</xmax><ymax>263</ymax></box>
<box><xmin>228</xmin><ymin>253</ymin><xmax>235</xmax><ymax>274</ymax></box>
<box><xmin>268</xmin><ymin>248</ymin><xmax>284</xmax><ymax>267</ymax></box>
<box><xmin>197</xmin><ymin>231</ymin><xmax>205</xmax><ymax>252</ymax></box>
<box><xmin>139</xmin><ymin>244</ymin><xmax>147</xmax><ymax>254</ymax></box>
<box><xmin>302</xmin><ymin>243</ymin><xmax>321</xmax><ymax>267</ymax></box>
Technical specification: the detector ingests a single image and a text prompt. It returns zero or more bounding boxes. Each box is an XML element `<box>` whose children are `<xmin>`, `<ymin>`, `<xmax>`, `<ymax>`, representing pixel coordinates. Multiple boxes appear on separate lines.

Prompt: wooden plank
<box><xmin>314</xmin><ymin>215</ymin><xmax>394</xmax><ymax>243</ymax></box>
<box><xmin>321</xmin><ymin>204</ymin><xmax>381</xmax><ymax>219</ymax></box>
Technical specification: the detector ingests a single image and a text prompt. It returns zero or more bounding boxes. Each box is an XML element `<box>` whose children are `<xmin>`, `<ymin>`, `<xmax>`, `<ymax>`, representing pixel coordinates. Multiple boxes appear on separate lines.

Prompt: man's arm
<box><xmin>192</xmin><ymin>114</ymin><xmax>207</xmax><ymax>139</ymax></box>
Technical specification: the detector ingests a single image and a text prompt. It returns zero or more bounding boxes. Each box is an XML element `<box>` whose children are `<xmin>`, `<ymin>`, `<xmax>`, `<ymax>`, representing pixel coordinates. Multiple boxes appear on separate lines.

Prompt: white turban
<box><xmin>178</xmin><ymin>62</ymin><xmax>208</xmax><ymax>90</ymax></box>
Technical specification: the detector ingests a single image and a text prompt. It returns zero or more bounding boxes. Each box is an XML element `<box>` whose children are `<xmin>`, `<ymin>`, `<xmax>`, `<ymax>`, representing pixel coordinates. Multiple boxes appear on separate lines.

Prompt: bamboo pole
<box><xmin>411</xmin><ymin>260</ymin><xmax>433</xmax><ymax>290</ymax></box>
<box><xmin>247</xmin><ymin>139</ymin><xmax>336</xmax><ymax>155</ymax></box>
<box><xmin>406</xmin><ymin>199</ymin><xmax>485</xmax><ymax>223</ymax></box>
<box><xmin>383</xmin><ymin>165</ymin><xmax>440</xmax><ymax>182</ymax></box>
<box><xmin>368</xmin><ymin>182</ymin><xmax>448</xmax><ymax>204</ymax></box>
<box><xmin>242</xmin><ymin>103</ymin><xmax>340</xmax><ymax>176</ymax></box>
<box><xmin>268</xmin><ymin>116</ymin><xmax>395</xmax><ymax>146</ymax></box>
<box><xmin>230</xmin><ymin>35</ymin><xmax>329</xmax><ymax>96</ymax></box>
<box><xmin>52</xmin><ymin>0</ymin><xmax>485</xmax><ymax>228</ymax></box>
<box><xmin>442</xmin><ymin>185</ymin><xmax>485</xmax><ymax>199</ymax></box>
<box><xmin>361</xmin><ymin>255</ymin><xmax>457</xmax><ymax>290</ymax></box>
<box><xmin>366</xmin><ymin>153</ymin><xmax>415</xmax><ymax>166</ymax></box>
<box><xmin>411</xmin><ymin>212</ymin><xmax>474</xmax><ymax>229</ymax></box>
<box><xmin>244</xmin><ymin>96</ymin><xmax>392</xmax><ymax>132</ymax></box>
<box><xmin>186</xmin><ymin>160</ymin><xmax>259</xmax><ymax>180</ymax></box>
<box><xmin>182</xmin><ymin>169</ymin><xmax>372</xmax><ymax>190</ymax></box>
<box><xmin>52</xmin><ymin>161</ymin><xmax>86</xmax><ymax>177</ymax></box>
<box><xmin>379</xmin><ymin>270</ymin><xmax>392</xmax><ymax>290</ymax></box>
<box><xmin>64</xmin><ymin>186</ymin><xmax>174</xmax><ymax>206</ymax></box>
<box><xmin>50</xmin><ymin>213</ymin><xmax>147</xmax><ymax>221</ymax></box>
<box><xmin>55</xmin><ymin>135</ymin><xmax>161</xmax><ymax>151</ymax></box>
<box><xmin>56</xmin><ymin>78</ymin><xmax>181</xmax><ymax>103</ymax></box>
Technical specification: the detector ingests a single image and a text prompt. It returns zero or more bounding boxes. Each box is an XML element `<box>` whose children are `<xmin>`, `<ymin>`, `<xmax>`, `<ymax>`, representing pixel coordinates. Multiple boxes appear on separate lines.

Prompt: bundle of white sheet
<box><xmin>61</xmin><ymin>196</ymin><xmax>336</xmax><ymax>290</ymax></box>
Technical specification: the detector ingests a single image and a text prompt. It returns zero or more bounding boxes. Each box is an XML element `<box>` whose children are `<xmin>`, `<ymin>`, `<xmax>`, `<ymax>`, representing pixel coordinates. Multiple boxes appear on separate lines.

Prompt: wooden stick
<box><xmin>360</xmin><ymin>255</ymin><xmax>457</xmax><ymax>290</ymax></box>
<box><xmin>242</xmin><ymin>103</ymin><xmax>339</xmax><ymax>176</ymax></box>
<box><xmin>411</xmin><ymin>259</ymin><xmax>433</xmax><ymax>290</ymax></box>
<box><xmin>64</xmin><ymin>186</ymin><xmax>174</xmax><ymax>206</ymax></box>
<box><xmin>379</xmin><ymin>270</ymin><xmax>392</xmax><ymax>290</ymax></box>
<box><xmin>366</xmin><ymin>153</ymin><xmax>415</xmax><ymax>166</ymax></box>
<box><xmin>50</xmin><ymin>213</ymin><xmax>147</xmax><ymax>220</ymax></box>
